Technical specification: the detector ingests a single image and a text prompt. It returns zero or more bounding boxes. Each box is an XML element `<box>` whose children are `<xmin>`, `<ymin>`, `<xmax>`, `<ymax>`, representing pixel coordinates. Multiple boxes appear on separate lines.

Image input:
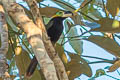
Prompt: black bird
<box><xmin>26</xmin><ymin>11</ymin><xmax>73</xmax><ymax>77</ymax></box>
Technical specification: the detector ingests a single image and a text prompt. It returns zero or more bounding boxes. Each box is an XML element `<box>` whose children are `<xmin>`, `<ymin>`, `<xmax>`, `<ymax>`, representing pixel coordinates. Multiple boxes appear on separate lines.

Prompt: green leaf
<box><xmin>36</xmin><ymin>0</ymin><xmax>43</xmax><ymax>3</ymax></box>
<box><xmin>22</xmin><ymin>34</ymin><xmax>29</xmax><ymax>47</ymax></box>
<box><xmin>6</xmin><ymin>44</ymin><xmax>14</xmax><ymax>60</ymax></box>
<box><xmin>43</xmin><ymin>17</ymin><xmax>51</xmax><ymax>25</ymax></box>
<box><xmin>87</xmin><ymin>35</ymin><xmax>120</xmax><ymax>57</ymax></box>
<box><xmin>106</xmin><ymin>0</ymin><xmax>120</xmax><ymax>16</ymax></box>
<box><xmin>90</xmin><ymin>0</ymin><xmax>103</xmax><ymax>8</ymax></box>
<box><xmin>92</xmin><ymin>18</ymin><xmax>120</xmax><ymax>33</ymax></box>
<box><xmin>68</xmin><ymin>27</ymin><xmax>83</xmax><ymax>55</ymax></box>
<box><xmin>57</xmin><ymin>33</ymin><xmax>65</xmax><ymax>45</ymax></box>
<box><xmin>67</xmin><ymin>54</ymin><xmax>92</xmax><ymax>79</ymax></box>
<box><xmin>15</xmin><ymin>49</ymin><xmax>42</xmax><ymax>79</ymax></box>
<box><xmin>52</xmin><ymin>0</ymin><xmax>76</xmax><ymax>11</ymax></box>
<box><xmin>64</xmin><ymin>19</ymin><xmax>74</xmax><ymax>32</ymax></box>
<box><xmin>71</xmin><ymin>14</ymin><xmax>83</xmax><ymax>25</ymax></box>
<box><xmin>39</xmin><ymin>7</ymin><xmax>62</xmax><ymax>17</ymax></box>
<box><xmin>55</xmin><ymin>43</ymin><xmax>68</xmax><ymax>64</ymax></box>
<box><xmin>88</xmin><ymin>8</ymin><xmax>103</xmax><ymax>19</ymax></box>
<box><xmin>6</xmin><ymin>15</ymin><xmax>18</xmax><ymax>32</ymax></box>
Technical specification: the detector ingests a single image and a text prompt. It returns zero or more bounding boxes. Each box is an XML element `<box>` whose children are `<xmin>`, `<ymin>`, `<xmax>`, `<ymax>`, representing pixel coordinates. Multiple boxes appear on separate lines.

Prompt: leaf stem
<box><xmin>80</xmin><ymin>25</ymin><xmax>93</xmax><ymax>35</ymax></box>
<box><xmin>62</xmin><ymin>30</ymin><xmax>91</xmax><ymax>45</ymax></box>
<box><xmin>52</xmin><ymin>0</ymin><xmax>96</xmax><ymax>21</ymax></box>
<box><xmin>18</xmin><ymin>36</ymin><xmax>33</xmax><ymax>54</ymax></box>
<box><xmin>80</xmin><ymin>0</ymin><xmax>93</xmax><ymax>9</ymax></box>
<box><xmin>106</xmin><ymin>74</ymin><xmax>120</xmax><ymax>80</ymax></box>
<box><xmin>117</xmin><ymin>70</ymin><xmax>120</xmax><ymax>76</ymax></box>
<box><xmin>101</xmin><ymin>0</ymin><xmax>109</xmax><ymax>17</ymax></box>
<box><xmin>88</xmin><ymin>60</ymin><xmax>114</xmax><ymax>64</ymax></box>
<box><xmin>81</xmin><ymin>55</ymin><xmax>113</xmax><ymax>61</ymax></box>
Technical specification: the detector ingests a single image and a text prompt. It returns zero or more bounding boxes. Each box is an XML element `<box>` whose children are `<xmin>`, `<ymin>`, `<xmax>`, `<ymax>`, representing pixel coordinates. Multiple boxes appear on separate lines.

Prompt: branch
<box><xmin>62</xmin><ymin>30</ymin><xmax>91</xmax><ymax>45</ymax></box>
<box><xmin>102</xmin><ymin>0</ymin><xmax>109</xmax><ymax>17</ymax></box>
<box><xmin>0</xmin><ymin>5</ymin><xmax>9</xmax><ymax>79</ymax></box>
<box><xmin>1</xmin><ymin>1</ymin><xmax>58</xmax><ymax>80</ymax></box>
<box><xmin>53</xmin><ymin>0</ymin><xmax>96</xmax><ymax>22</ymax></box>
<box><xmin>25</xmin><ymin>0</ymin><xmax>69</xmax><ymax>80</ymax></box>
<box><xmin>80</xmin><ymin>0</ymin><xmax>92</xmax><ymax>9</ymax></box>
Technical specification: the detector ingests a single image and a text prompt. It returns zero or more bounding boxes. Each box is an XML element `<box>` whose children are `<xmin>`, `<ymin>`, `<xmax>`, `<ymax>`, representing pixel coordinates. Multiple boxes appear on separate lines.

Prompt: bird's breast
<box><xmin>47</xmin><ymin>22</ymin><xmax>64</xmax><ymax>43</ymax></box>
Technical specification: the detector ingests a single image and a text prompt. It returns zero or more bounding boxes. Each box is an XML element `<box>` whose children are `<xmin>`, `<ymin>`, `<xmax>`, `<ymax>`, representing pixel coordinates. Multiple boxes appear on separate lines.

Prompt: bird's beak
<box><xmin>52</xmin><ymin>14</ymin><xmax>59</xmax><ymax>18</ymax></box>
<box><xmin>72</xmin><ymin>7</ymin><xmax>81</xmax><ymax>16</ymax></box>
<box><xmin>74</xmin><ymin>7</ymin><xmax>81</xmax><ymax>13</ymax></box>
<box><xmin>62</xmin><ymin>8</ymin><xmax>81</xmax><ymax>17</ymax></box>
<box><xmin>62</xmin><ymin>11</ymin><xmax>73</xmax><ymax>17</ymax></box>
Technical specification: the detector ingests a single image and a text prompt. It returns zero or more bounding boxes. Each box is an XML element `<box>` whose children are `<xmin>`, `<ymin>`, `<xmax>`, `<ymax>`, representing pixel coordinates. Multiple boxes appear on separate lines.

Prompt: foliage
<box><xmin>2</xmin><ymin>0</ymin><xmax>120</xmax><ymax>80</ymax></box>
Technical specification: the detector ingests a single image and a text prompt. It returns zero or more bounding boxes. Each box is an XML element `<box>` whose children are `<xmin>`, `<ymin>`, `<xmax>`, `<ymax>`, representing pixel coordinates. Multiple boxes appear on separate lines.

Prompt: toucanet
<box><xmin>26</xmin><ymin>11</ymin><xmax>73</xmax><ymax>77</ymax></box>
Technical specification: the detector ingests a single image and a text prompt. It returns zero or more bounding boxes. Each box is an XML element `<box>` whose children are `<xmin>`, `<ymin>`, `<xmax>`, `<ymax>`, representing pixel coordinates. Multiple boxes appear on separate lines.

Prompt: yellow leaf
<box><xmin>15</xmin><ymin>46</ymin><xmax>22</xmax><ymax>55</ymax></box>
<box><xmin>67</xmin><ymin>71</ymin><xmax>71</xmax><ymax>76</ymax></box>
<box><xmin>4</xmin><ymin>72</ymin><xmax>10</xmax><ymax>78</ymax></box>
<box><xmin>112</xmin><ymin>20</ymin><xmax>119</xmax><ymax>28</ymax></box>
<box><xmin>108</xmin><ymin>60</ymin><xmax>120</xmax><ymax>72</ymax></box>
<box><xmin>0</xmin><ymin>77</ymin><xmax>3</xmax><ymax>80</ymax></box>
<box><xmin>116</xmin><ymin>7</ymin><xmax>120</xmax><ymax>16</ymax></box>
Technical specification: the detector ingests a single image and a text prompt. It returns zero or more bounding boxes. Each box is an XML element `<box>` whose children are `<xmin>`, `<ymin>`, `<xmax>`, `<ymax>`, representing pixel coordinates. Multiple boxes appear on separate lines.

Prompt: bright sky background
<box><xmin>15</xmin><ymin>0</ymin><xmax>120</xmax><ymax>80</ymax></box>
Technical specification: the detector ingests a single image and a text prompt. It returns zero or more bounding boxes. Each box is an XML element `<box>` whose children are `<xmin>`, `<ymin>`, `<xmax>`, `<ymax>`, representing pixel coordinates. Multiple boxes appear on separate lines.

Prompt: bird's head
<box><xmin>52</xmin><ymin>7</ymin><xmax>81</xmax><ymax>18</ymax></box>
<box><xmin>52</xmin><ymin>11</ymin><xmax>73</xmax><ymax>18</ymax></box>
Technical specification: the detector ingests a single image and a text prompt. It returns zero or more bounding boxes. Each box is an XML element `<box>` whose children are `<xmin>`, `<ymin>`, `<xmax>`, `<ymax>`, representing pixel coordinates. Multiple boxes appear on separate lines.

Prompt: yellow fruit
<box><xmin>15</xmin><ymin>46</ymin><xmax>22</xmax><ymax>55</ymax></box>
<box><xmin>112</xmin><ymin>20</ymin><xmax>119</xmax><ymax>28</ymax></box>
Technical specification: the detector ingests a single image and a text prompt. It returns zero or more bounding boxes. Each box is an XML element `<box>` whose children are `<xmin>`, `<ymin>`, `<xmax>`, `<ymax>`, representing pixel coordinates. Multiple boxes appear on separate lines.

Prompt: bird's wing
<box><xmin>45</xmin><ymin>20</ymin><xmax>54</xmax><ymax>30</ymax></box>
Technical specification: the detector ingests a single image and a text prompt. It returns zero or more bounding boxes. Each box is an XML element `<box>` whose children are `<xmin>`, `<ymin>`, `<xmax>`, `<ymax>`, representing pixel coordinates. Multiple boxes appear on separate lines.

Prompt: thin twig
<box><xmin>62</xmin><ymin>35</ymin><xmax>89</xmax><ymax>39</ymax></box>
<box><xmin>88</xmin><ymin>60</ymin><xmax>114</xmax><ymax>64</ymax></box>
<box><xmin>65</xmin><ymin>50</ymin><xmax>113</xmax><ymax>61</ymax></box>
<box><xmin>81</xmin><ymin>55</ymin><xmax>113</xmax><ymax>61</ymax></box>
<box><xmin>62</xmin><ymin>30</ymin><xmax>91</xmax><ymax>45</ymax></box>
<box><xmin>79</xmin><ymin>11</ymin><xmax>96</xmax><ymax>22</ymax></box>
<box><xmin>106</xmin><ymin>74</ymin><xmax>120</xmax><ymax>80</ymax></box>
<box><xmin>80</xmin><ymin>0</ymin><xmax>93</xmax><ymax>9</ymax></box>
<box><xmin>117</xmin><ymin>70</ymin><xmax>120</xmax><ymax>76</ymax></box>
<box><xmin>80</xmin><ymin>25</ymin><xmax>93</xmax><ymax>35</ymax></box>
<box><xmin>53</xmin><ymin>0</ymin><xmax>96</xmax><ymax>21</ymax></box>
<box><xmin>102</xmin><ymin>0</ymin><xmax>109</xmax><ymax>17</ymax></box>
<box><xmin>18</xmin><ymin>36</ymin><xmax>33</xmax><ymax>54</ymax></box>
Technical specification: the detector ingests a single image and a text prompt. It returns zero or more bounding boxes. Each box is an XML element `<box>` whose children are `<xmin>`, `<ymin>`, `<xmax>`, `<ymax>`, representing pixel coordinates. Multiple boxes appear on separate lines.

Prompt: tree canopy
<box><xmin>0</xmin><ymin>0</ymin><xmax>120</xmax><ymax>80</ymax></box>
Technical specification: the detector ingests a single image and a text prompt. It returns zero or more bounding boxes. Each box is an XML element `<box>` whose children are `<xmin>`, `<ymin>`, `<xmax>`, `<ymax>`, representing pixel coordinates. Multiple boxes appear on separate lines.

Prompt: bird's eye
<box><xmin>64</xmin><ymin>11</ymin><xmax>72</xmax><ymax>14</ymax></box>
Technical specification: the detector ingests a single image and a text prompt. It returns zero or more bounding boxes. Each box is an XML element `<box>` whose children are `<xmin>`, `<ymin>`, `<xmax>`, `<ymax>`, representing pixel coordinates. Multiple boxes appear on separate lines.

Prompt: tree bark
<box><xmin>25</xmin><ymin>0</ymin><xmax>69</xmax><ymax>80</ymax></box>
<box><xmin>1</xmin><ymin>0</ymin><xmax>58</xmax><ymax>80</ymax></box>
<box><xmin>0</xmin><ymin>5</ymin><xmax>9</xmax><ymax>79</ymax></box>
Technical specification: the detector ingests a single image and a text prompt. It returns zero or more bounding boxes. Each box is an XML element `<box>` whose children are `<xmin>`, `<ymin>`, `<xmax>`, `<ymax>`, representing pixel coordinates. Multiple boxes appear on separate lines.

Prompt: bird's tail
<box><xmin>26</xmin><ymin>56</ymin><xmax>38</xmax><ymax>77</ymax></box>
